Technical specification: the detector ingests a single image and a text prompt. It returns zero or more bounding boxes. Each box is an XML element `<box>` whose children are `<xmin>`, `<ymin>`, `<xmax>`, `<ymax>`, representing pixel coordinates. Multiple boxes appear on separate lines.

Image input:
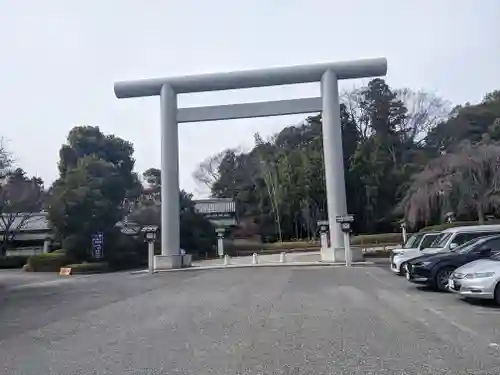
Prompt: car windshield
<box><xmin>428</xmin><ymin>233</ymin><xmax>452</xmax><ymax>248</ymax></box>
<box><xmin>403</xmin><ymin>233</ymin><xmax>424</xmax><ymax>248</ymax></box>
<box><xmin>451</xmin><ymin>238</ymin><xmax>483</xmax><ymax>253</ymax></box>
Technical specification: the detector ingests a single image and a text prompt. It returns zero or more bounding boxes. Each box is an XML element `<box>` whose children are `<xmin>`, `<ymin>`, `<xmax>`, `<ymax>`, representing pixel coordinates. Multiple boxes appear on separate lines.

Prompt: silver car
<box><xmin>448</xmin><ymin>253</ymin><xmax>500</xmax><ymax>304</ymax></box>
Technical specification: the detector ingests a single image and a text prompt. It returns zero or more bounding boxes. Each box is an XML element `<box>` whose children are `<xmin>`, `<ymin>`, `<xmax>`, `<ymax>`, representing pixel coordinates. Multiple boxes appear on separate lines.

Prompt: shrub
<box><xmin>104</xmin><ymin>230</ymin><xmax>148</xmax><ymax>270</ymax></box>
<box><xmin>52</xmin><ymin>248</ymin><xmax>67</xmax><ymax>254</ymax></box>
<box><xmin>58</xmin><ymin>229</ymin><xmax>147</xmax><ymax>271</ymax></box>
<box><xmin>419</xmin><ymin>220</ymin><xmax>500</xmax><ymax>232</ymax></box>
<box><xmin>0</xmin><ymin>255</ymin><xmax>30</xmax><ymax>269</ymax></box>
<box><xmin>263</xmin><ymin>241</ymin><xmax>320</xmax><ymax>250</ymax></box>
<box><xmin>61</xmin><ymin>234</ymin><xmax>92</xmax><ymax>262</ymax></box>
<box><xmin>223</xmin><ymin>240</ymin><xmax>314</xmax><ymax>255</ymax></box>
<box><xmin>65</xmin><ymin>262</ymin><xmax>109</xmax><ymax>274</ymax></box>
<box><xmin>26</xmin><ymin>253</ymin><xmax>72</xmax><ymax>272</ymax></box>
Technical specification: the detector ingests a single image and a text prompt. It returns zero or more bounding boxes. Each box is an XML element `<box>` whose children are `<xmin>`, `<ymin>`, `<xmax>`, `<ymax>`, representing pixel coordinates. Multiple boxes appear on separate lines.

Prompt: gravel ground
<box><xmin>1</xmin><ymin>266</ymin><xmax>500</xmax><ymax>374</ymax></box>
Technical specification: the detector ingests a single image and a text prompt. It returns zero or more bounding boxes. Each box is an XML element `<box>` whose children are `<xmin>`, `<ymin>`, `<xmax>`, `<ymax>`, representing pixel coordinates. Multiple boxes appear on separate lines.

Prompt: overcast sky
<box><xmin>1</xmin><ymin>0</ymin><xmax>499</xmax><ymax>197</ymax></box>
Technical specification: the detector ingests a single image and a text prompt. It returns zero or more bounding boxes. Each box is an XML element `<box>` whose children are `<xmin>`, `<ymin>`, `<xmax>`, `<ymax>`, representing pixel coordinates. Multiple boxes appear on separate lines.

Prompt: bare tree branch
<box><xmin>395</xmin><ymin>88</ymin><xmax>451</xmax><ymax>145</ymax></box>
<box><xmin>0</xmin><ymin>137</ymin><xmax>13</xmax><ymax>178</ymax></box>
<box><xmin>193</xmin><ymin>148</ymin><xmax>240</xmax><ymax>191</ymax></box>
<box><xmin>340</xmin><ymin>88</ymin><xmax>372</xmax><ymax>141</ymax></box>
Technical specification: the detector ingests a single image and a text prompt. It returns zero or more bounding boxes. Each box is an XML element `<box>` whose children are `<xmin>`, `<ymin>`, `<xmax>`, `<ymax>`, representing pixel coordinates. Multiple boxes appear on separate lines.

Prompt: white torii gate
<box><xmin>114</xmin><ymin>57</ymin><xmax>387</xmax><ymax>269</ymax></box>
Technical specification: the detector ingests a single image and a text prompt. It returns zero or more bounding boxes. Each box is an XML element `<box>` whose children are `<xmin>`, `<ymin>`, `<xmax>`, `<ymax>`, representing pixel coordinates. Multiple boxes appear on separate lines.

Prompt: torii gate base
<box><xmin>115</xmin><ymin>58</ymin><xmax>387</xmax><ymax>269</ymax></box>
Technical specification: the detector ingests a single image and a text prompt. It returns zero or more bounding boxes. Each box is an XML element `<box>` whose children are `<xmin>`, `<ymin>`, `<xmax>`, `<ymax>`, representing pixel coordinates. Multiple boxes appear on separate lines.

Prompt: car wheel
<box><xmin>494</xmin><ymin>283</ymin><xmax>500</xmax><ymax>305</ymax></box>
<box><xmin>397</xmin><ymin>262</ymin><xmax>407</xmax><ymax>276</ymax></box>
<box><xmin>434</xmin><ymin>267</ymin><xmax>455</xmax><ymax>292</ymax></box>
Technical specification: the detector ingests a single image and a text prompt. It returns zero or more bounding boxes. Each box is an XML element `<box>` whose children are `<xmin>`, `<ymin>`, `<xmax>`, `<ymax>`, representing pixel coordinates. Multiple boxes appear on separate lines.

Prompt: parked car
<box><xmin>405</xmin><ymin>235</ymin><xmax>500</xmax><ymax>291</ymax></box>
<box><xmin>449</xmin><ymin>251</ymin><xmax>500</xmax><ymax>304</ymax></box>
<box><xmin>390</xmin><ymin>232</ymin><xmax>440</xmax><ymax>275</ymax></box>
<box><xmin>392</xmin><ymin>225</ymin><xmax>500</xmax><ymax>276</ymax></box>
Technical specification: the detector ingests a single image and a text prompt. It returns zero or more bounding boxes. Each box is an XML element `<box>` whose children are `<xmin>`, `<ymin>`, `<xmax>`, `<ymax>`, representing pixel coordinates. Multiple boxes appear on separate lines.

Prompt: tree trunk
<box><xmin>0</xmin><ymin>241</ymin><xmax>6</xmax><ymax>256</ymax></box>
<box><xmin>476</xmin><ymin>202</ymin><xmax>485</xmax><ymax>224</ymax></box>
<box><xmin>294</xmin><ymin>217</ymin><xmax>299</xmax><ymax>240</ymax></box>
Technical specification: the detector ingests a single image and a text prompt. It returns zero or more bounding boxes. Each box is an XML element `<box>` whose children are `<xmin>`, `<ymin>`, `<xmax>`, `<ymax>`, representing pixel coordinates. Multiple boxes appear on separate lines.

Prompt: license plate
<box><xmin>449</xmin><ymin>279</ymin><xmax>455</xmax><ymax>289</ymax></box>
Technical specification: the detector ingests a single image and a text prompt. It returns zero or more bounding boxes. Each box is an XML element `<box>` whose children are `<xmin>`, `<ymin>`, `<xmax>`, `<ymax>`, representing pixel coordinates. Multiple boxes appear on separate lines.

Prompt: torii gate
<box><xmin>114</xmin><ymin>57</ymin><xmax>387</xmax><ymax>269</ymax></box>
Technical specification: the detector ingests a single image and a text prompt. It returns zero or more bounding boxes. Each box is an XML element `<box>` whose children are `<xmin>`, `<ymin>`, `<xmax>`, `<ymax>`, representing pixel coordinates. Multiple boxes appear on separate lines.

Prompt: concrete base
<box><xmin>182</xmin><ymin>254</ymin><xmax>192</xmax><ymax>267</ymax></box>
<box><xmin>154</xmin><ymin>255</ymin><xmax>183</xmax><ymax>270</ymax></box>
<box><xmin>320</xmin><ymin>246</ymin><xmax>363</xmax><ymax>262</ymax></box>
<box><xmin>154</xmin><ymin>254</ymin><xmax>193</xmax><ymax>270</ymax></box>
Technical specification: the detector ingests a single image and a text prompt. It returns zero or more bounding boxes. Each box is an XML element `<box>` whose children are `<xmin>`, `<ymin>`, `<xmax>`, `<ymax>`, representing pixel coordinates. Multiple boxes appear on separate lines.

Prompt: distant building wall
<box><xmin>6</xmin><ymin>247</ymin><xmax>44</xmax><ymax>256</ymax></box>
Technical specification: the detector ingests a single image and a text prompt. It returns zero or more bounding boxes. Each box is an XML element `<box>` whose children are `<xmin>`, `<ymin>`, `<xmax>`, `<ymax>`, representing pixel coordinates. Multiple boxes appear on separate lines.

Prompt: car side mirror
<box><xmin>479</xmin><ymin>247</ymin><xmax>492</xmax><ymax>256</ymax></box>
<box><xmin>449</xmin><ymin>243</ymin><xmax>458</xmax><ymax>250</ymax></box>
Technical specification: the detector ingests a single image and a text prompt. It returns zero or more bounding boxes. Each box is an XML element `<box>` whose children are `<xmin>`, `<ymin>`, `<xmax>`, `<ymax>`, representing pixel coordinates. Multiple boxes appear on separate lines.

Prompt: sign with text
<box><xmin>336</xmin><ymin>215</ymin><xmax>354</xmax><ymax>223</ymax></box>
<box><xmin>91</xmin><ymin>232</ymin><xmax>104</xmax><ymax>259</ymax></box>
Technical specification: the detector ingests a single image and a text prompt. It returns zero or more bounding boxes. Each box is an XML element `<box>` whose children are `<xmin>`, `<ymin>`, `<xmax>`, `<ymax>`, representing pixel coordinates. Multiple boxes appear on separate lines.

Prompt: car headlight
<box><xmin>464</xmin><ymin>272</ymin><xmax>495</xmax><ymax>279</ymax></box>
<box><xmin>419</xmin><ymin>261</ymin><xmax>433</xmax><ymax>266</ymax></box>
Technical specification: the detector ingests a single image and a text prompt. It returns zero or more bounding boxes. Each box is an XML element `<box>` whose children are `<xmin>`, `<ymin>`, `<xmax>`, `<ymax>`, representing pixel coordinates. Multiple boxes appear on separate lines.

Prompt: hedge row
<box><xmin>65</xmin><ymin>262</ymin><xmax>109</xmax><ymax>274</ymax></box>
<box><xmin>222</xmin><ymin>232</ymin><xmax>404</xmax><ymax>255</ymax></box>
<box><xmin>24</xmin><ymin>253</ymin><xmax>72</xmax><ymax>272</ymax></box>
<box><xmin>351</xmin><ymin>233</ymin><xmax>403</xmax><ymax>245</ymax></box>
<box><xmin>0</xmin><ymin>255</ymin><xmax>30</xmax><ymax>269</ymax></box>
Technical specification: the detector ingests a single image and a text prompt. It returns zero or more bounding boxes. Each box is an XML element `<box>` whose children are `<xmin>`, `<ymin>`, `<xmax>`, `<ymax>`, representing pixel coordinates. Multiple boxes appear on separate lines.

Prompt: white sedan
<box><xmin>448</xmin><ymin>255</ymin><xmax>500</xmax><ymax>304</ymax></box>
<box><xmin>390</xmin><ymin>232</ymin><xmax>441</xmax><ymax>275</ymax></box>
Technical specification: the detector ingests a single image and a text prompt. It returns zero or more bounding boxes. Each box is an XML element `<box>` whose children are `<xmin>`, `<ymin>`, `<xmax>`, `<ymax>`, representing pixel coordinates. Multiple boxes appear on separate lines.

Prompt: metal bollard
<box><xmin>224</xmin><ymin>254</ymin><xmax>231</xmax><ymax>266</ymax></box>
<box><xmin>279</xmin><ymin>252</ymin><xmax>286</xmax><ymax>263</ymax></box>
<box><xmin>252</xmin><ymin>253</ymin><xmax>259</xmax><ymax>265</ymax></box>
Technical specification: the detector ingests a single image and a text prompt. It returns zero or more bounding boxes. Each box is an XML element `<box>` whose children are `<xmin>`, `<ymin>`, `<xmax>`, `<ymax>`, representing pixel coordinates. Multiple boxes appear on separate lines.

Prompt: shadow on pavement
<box><xmin>460</xmin><ymin>297</ymin><xmax>500</xmax><ymax>309</ymax></box>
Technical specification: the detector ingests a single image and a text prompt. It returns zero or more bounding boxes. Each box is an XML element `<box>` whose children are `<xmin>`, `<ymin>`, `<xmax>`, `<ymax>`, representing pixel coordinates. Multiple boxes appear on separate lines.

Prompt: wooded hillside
<box><xmin>194</xmin><ymin>80</ymin><xmax>500</xmax><ymax>241</ymax></box>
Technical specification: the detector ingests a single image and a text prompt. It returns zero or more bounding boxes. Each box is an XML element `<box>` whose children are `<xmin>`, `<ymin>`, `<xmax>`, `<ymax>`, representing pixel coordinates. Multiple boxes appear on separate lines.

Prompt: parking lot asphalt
<box><xmin>0</xmin><ymin>269</ymin><xmax>71</xmax><ymax>290</ymax></box>
<box><xmin>1</xmin><ymin>265</ymin><xmax>500</xmax><ymax>374</ymax></box>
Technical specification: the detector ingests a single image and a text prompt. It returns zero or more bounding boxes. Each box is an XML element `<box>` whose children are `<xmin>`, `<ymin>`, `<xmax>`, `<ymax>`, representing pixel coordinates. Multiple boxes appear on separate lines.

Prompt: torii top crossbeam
<box><xmin>114</xmin><ymin>57</ymin><xmax>387</xmax><ymax>98</ymax></box>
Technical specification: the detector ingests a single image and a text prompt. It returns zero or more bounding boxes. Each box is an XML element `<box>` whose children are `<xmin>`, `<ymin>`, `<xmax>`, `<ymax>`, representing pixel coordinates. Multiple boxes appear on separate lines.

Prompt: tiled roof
<box><xmin>0</xmin><ymin>212</ymin><xmax>50</xmax><ymax>232</ymax></box>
